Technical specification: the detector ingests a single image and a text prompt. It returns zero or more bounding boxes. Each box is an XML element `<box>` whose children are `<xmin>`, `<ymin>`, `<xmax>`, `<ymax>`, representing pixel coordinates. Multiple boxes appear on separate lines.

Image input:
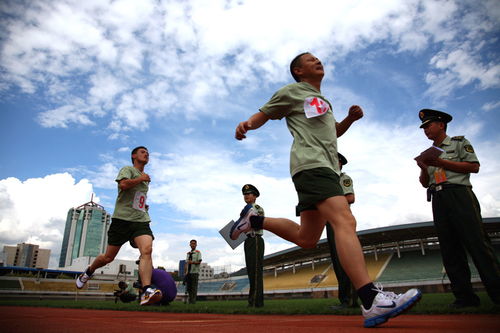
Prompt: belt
<box><xmin>427</xmin><ymin>183</ymin><xmax>467</xmax><ymax>202</ymax></box>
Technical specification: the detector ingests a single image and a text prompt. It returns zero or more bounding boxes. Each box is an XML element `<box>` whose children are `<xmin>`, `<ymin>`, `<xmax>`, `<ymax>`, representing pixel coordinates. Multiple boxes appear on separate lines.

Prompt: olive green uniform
<box><xmin>113</xmin><ymin>166</ymin><xmax>151</xmax><ymax>222</ymax></box>
<box><xmin>185</xmin><ymin>249</ymin><xmax>202</xmax><ymax>304</ymax></box>
<box><xmin>426</xmin><ymin>135</ymin><xmax>500</xmax><ymax>304</ymax></box>
<box><xmin>109</xmin><ymin>166</ymin><xmax>153</xmax><ymax>246</ymax></box>
<box><xmin>326</xmin><ymin>172</ymin><xmax>358</xmax><ymax>307</ymax></box>
<box><xmin>245</xmin><ymin>204</ymin><xmax>265</xmax><ymax>307</ymax></box>
<box><xmin>260</xmin><ymin>82</ymin><xmax>340</xmax><ymax>177</ymax></box>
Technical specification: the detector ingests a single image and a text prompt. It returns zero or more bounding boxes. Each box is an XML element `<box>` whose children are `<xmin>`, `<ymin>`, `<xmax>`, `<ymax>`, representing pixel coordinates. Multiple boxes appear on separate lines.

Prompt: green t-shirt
<box><xmin>339</xmin><ymin>172</ymin><xmax>354</xmax><ymax>195</ymax></box>
<box><xmin>186</xmin><ymin>250</ymin><xmax>202</xmax><ymax>274</ymax></box>
<box><xmin>426</xmin><ymin>135</ymin><xmax>479</xmax><ymax>186</ymax></box>
<box><xmin>260</xmin><ymin>82</ymin><xmax>340</xmax><ymax>177</ymax></box>
<box><xmin>112</xmin><ymin>166</ymin><xmax>151</xmax><ymax>222</ymax></box>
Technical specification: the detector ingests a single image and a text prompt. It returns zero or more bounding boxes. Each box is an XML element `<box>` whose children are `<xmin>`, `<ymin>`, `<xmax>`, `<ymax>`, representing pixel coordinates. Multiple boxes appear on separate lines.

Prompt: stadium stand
<box><xmin>264</xmin><ymin>261</ymin><xmax>331</xmax><ymax>290</ymax></box>
<box><xmin>378</xmin><ymin>244</ymin><xmax>500</xmax><ymax>284</ymax></box>
<box><xmin>263</xmin><ymin>253</ymin><xmax>392</xmax><ymax>291</ymax></box>
<box><xmin>1</xmin><ymin>218</ymin><xmax>498</xmax><ymax>301</ymax></box>
<box><xmin>0</xmin><ymin>266</ymin><xmax>121</xmax><ymax>300</ymax></box>
<box><xmin>176</xmin><ymin>276</ymin><xmax>249</xmax><ymax>295</ymax></box>
<box><xmin>377</xmin><ymin>249</ymin><xmax>444</xmax><ymax>283</ymax></box>
<box><xmin>0</xmin><ymin>278</ymin><xmax>22</xmax><ymax>290</ymax></box>
<box><xmin>21</xmin><ymin>279</ymin><xmax>115</xmax><ymax>293</ymax></box>
<box><xmin>257</xmin><ymin>218</ymin><xmax>499</xmax><ymax>298</ymax></box>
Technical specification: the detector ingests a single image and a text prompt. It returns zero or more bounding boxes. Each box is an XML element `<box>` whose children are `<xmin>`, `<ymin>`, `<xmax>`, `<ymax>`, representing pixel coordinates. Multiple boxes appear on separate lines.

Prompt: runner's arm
<box><xmin>235</xmin><ymin>111</ymin><xmax>270</xmax><ymax>140</ymax></box>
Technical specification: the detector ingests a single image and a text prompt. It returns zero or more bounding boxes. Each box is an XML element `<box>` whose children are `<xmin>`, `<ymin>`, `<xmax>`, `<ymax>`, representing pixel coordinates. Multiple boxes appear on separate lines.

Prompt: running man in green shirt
<box><xmin>76</xmin><ymin>146</ymin><xmax>162</xmax><ymax>306</ymax></box>
<box><xmin>232</xmin><ymin>52</ymin><xmax>421</xmax><ymax>328</ymax></box>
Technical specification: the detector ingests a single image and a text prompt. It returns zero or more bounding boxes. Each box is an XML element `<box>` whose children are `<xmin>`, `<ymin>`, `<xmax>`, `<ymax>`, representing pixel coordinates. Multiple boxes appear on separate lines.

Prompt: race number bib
<box><xmin>132</xmin><ymin>191</ymin><xmax>147</xmax><ymax>212</ymax></box>
<box><xmin>304</xmin><ymin>97</ymin><xmax>330</xmax><ymax>118</ymax></box>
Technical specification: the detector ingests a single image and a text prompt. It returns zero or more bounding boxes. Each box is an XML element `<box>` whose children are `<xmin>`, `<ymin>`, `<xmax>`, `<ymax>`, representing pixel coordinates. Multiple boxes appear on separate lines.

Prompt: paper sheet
<box><xmin>219</xmin><ymin>220</ymin><xmax>247</xmax><ymax>249</ymax></box>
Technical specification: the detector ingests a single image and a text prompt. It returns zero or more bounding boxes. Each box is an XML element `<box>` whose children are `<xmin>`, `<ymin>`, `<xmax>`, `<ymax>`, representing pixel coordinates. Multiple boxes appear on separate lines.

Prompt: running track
<box><xmin>1</xmin><ymin>306</ymin><xmax>499</xmax><ymax>332</ymax></box>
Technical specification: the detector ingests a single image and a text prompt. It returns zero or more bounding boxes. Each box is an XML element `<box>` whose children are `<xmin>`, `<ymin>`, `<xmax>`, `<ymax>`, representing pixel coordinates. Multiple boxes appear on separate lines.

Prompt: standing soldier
<box><xmin>326</xmin><ymin>153</ymin><xmax>358</xmax><ymax>309</ymax></box>
<box><xmin>242</xmin><ymin>184</ymin><xmax>265</xmax><ymax>307</ymax></box>
<box><xmin>184</xmin><ymin>239</ymin><xmax>202</xmax><ymax>304</ymax></box>
<box><xmin>416</xmin><ymin>108</ymin><xmax>500</xmax><ymax>308</ymax></box>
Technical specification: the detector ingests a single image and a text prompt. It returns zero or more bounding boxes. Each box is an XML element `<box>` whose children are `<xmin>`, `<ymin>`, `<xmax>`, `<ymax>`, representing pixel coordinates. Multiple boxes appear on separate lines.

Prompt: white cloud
<box><xmin>4</xmin><ymin>0</ymin><xmax>498</xmax><ymax>133</ymax></box>
<box><xmin>86</xmin><ymin>163</ymin><xmax>120</xmax><ymax>190</ymax></box>
<box><xmin>37</xmin><ymin>101</ymin><xmax>96</xmax><ymax>128</ymax></box>
<box><xmin>89</xmin><ymin>71</ymin><xmax>127</xmax><ymax>107</ymax></box>
<box><xmin>426</xmin><ymin>45</ymin><xmax>500</xmax><ymax>98</ymax></box>
<box><xmin>470</xmin><ymin>138</ymin><xmax>500</xmax><ymax>218</ymax></box>
<box><xmin>482</xmin><ymin>101</ymin><xmax>500</xmax><ymax>112</ymax></box>
<box><xmin>0</xmin><ymin>173</ymin><xmax>96</xmax><ymax>267</ymax></box>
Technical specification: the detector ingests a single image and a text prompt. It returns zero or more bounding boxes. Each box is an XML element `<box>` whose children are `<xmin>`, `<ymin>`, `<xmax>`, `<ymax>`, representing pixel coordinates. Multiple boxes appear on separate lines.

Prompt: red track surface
<box><xmin>1</xmin><ymin>306</ymin><xmax>499</xmax><ymax>333</ymax></box>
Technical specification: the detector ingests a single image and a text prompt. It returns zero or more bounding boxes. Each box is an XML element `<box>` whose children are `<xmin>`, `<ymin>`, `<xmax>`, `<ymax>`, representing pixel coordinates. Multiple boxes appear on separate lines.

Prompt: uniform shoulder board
<box><xmin>451</xmin><ymin>135</ymin><xmax>465</xmax><ymax>141</ymax></box>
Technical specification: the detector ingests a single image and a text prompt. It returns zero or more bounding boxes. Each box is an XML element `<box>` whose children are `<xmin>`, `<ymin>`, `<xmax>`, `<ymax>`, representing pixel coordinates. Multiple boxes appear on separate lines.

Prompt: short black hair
<box><xmin>131</xmin><ymin>146</ymin><xmax>148</xmax><ymax>163</ymax></box>
<box><xmin>290</xmin><ymin>52</ymin><xmax>310</xmax><ymax>82</ymax></box>
<box><xmin>190</xmin><ymin>239</ymin><xmax>197</xmax><ymax>243</ymax></box>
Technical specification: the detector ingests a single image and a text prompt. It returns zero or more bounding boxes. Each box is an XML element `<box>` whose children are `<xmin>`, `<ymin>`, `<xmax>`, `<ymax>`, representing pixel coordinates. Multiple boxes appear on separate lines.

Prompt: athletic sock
<box><xmin>141</xmin><ymin>285</ymin><xmax>151</xmax><ymax>293</ymax></box>
<box><xmin>250</xmin><ymin>215</ymin><xmax>264</xmax><ymax>230</ymax></box>
<box><xmin>357</xmin><ymin>283</ymin><xmax>378</xmax><ymax>309</ymax></box>
<box><xmin>85</xmin><ymin>267</ymin><xmax>94</xmax><ymax>276</ymax></box>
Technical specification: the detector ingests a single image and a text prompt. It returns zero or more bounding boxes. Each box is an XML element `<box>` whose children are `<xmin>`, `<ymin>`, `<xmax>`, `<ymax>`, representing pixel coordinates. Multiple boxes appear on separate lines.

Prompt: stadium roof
<box><xmin>263</xmin><ymin>217</ymin><xmax>500</xmax><ymax>268</ymax></box>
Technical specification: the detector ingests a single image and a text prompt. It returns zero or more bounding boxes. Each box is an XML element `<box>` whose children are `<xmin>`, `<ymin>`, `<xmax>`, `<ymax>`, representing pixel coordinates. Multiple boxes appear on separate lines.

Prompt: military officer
<box><xmin>242</xmin><ymin>184</ymin><xmax>265</xmax><ymax>307</ymax></box>
<box><xmin>326</xmin><ymin>153</ymin><xmax>359</xmax><ymax>309</ymax></box>
<box><xmin>416</xmin><ymin>108</ymin><xmax>500</xmax><ymax>308</ymax></box>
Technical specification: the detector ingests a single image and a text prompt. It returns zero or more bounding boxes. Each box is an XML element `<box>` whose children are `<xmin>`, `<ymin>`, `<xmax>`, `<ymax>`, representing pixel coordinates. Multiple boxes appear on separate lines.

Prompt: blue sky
<box><xmin>1</xmin><ymin>0</ymin><xmax>499</xmax><ymax>271</ymax></box>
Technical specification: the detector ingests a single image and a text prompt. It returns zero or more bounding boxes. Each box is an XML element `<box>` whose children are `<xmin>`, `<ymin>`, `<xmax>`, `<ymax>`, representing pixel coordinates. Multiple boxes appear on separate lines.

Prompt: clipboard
<box><xmin>415</xmin><ymin>145</ymin><xmax>444</xmax><ymax>163</ymax></box>
<box><xmin>219</xmin><ymin>220</ymin><xmax>247</xmax><ymax>249</ymax></box>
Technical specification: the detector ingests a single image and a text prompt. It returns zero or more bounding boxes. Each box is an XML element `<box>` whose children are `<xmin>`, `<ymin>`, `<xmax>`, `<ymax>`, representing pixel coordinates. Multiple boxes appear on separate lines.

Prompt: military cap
<box><xmin>242</xmin><ymin>184</ymin><xmax>260</xmax><ymax>197</ymax></box>
<box><xmin>419</xmin><ymin>109</ymin><xmax>452</xmax><ymax>128</ymax></box>
<box><xmin>338</xmin><ymin>153</ymin><xmax>348</xmax><ymax>166</ymax></box>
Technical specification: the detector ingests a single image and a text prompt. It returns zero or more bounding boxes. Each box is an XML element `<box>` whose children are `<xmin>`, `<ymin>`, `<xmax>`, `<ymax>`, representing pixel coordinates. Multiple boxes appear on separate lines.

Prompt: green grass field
<box><xmin>1</xmin><ymin>292</ymin><xmax>499</xmax><ymax>315</ymax></box>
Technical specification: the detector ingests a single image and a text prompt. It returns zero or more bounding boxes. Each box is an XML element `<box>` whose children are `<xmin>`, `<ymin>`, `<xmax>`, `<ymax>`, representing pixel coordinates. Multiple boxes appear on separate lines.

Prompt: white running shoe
<box><xmin>75</xmin><ymin>268</ymin><xmax>93</xmax><ymax>289</ymax></box>
<box><xmin>362</xmin><ymin>286</ymin><xmax>422</xmax><ymax>328</ymax></box>
<box><xmin>140</xmin><ymin>287</ymin><xmax>162</xmax><ymax>306</ymax></box>
<box><xmin>230</xmin><ymin>204</ymin><xmax>257</xmax><ymax>240</ymax></box>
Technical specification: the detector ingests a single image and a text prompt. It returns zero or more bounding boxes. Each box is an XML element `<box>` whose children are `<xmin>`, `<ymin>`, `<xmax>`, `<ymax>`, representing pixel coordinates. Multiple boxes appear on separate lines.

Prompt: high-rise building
<box><xmin>58</xmin><ymin>196</ymin><xmax>111</xmax><ymax>268</ymax></box>
<box><xmin>3</xmin><ymin>243</ymin><xmax>51</xmax><ymax>268</ymax></box>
